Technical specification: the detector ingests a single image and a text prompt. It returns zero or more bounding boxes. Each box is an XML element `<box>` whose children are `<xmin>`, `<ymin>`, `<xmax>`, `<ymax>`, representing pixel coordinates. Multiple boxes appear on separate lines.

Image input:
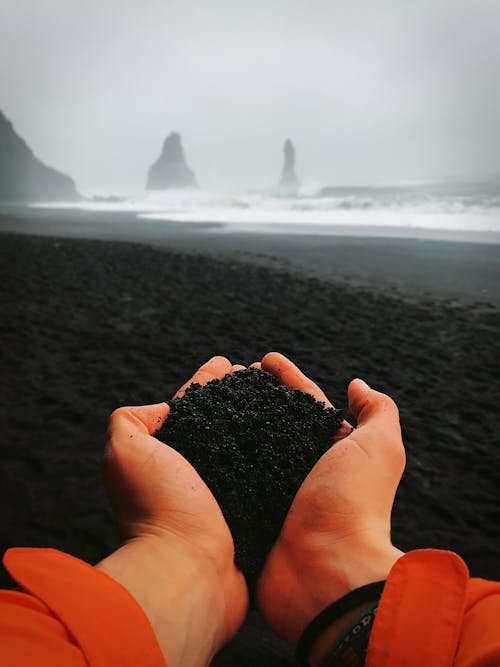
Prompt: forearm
<box><xmin>96</xmin><ymin>535</ymin><xmax>233</xmax><ymax>667</ymax></box>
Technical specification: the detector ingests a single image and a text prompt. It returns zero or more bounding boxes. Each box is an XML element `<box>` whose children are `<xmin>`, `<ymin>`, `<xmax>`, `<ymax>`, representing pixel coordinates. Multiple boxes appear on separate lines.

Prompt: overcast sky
<box><xmin>1</xmin><ymin>0</ymin><xmax>500</xmax><ymax>193</ymax></box>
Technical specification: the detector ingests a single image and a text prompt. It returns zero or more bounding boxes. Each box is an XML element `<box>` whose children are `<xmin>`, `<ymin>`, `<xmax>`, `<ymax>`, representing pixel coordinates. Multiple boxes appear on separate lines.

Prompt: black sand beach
<box><xmin>1</xmin><ymin>223</ymin><xmax>499</xmax><ymax>665</ymax></box>
<box><xmin>1</xmin><ymin>205</ymin><xmax>500</xmax><ymax>305</ymax></box>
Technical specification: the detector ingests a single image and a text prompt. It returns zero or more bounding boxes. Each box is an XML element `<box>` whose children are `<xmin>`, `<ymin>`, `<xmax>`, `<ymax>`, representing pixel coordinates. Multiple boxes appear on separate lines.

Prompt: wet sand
<box><xmin>0</xmin><ymin>228</ymin><xmax>499</xmax><ymax>665</ymax></box>
<box><xmin>1</xmin><ymin>205</ymin><xmax>500</xmax><ymax>305</ymax></box>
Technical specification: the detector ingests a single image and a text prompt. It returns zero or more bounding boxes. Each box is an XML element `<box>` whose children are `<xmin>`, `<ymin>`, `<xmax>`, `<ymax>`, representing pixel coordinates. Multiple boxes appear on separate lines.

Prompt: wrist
<box><xmin>259</xmin><ymin>536</ymin><xmax>403</xmax><ymax>646</ymax></box>
<box><xmin>307</xmin><ymin>598</ymin><xmax>379</xmax><ymax>667</ymax></box>
<box><xmin>96</xmin><ymin>534</ymin><xmax>245</xmax><ymax>667</ymax></box>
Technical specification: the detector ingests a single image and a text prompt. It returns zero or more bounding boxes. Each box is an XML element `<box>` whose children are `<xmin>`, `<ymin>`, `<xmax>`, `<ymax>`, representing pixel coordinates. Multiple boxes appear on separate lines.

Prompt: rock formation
<box><xmin>0</xmin><ymin>110</ymin><xmax>79</xmax><ymax>202</ymax></box>
<box><xmin>146</xmin><ymin>132</ymin><xmax>198</xmax><ymax>190</ymax></box>
<box><xmin>278</xmin><ymin>138</ymin><xmax>299</xmax><ymax>195</ymax></box>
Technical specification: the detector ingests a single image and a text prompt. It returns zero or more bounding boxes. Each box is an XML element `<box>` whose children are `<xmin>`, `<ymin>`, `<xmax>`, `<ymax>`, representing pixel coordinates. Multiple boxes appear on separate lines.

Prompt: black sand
<box><xmin>1</xmin><ymin>206</ymin><xmax>500</xmax><ymax>306</ymax></box>
<box><xmin>160</xmin><ymin>368</ymin><xmax>343</xmax><ymax>591</ymax></box>
<box><xmin>1</xmin><ymin>231</ymin><xmax>499</xmax><ymax>665</ymax></box>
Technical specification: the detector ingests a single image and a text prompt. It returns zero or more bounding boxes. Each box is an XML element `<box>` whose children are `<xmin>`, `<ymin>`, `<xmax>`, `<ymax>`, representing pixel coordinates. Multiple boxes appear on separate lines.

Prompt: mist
<box><xmin>1</xmin><ymin>0</ymin><xmax>500</xmax><ymax>194</ymax></box>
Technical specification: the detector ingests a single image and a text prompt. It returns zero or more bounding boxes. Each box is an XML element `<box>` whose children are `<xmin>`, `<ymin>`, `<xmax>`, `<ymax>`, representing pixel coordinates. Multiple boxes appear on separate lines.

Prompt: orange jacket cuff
<box><xmin>366</xmin><ymin>548</ymin><xmax>469</xmax><ymax>666</ymax></box>
<box><xmin>2</xmin><ymin>547</ymin><xmax>166</xmax><ymax>667</ymax></box>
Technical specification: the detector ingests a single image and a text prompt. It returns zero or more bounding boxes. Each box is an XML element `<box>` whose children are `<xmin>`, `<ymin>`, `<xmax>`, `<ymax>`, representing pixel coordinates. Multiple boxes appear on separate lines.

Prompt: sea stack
<box><xmin>278</xmin><ymin>138</ymin><xmax>299</xmax><ymax>195</ymax></box>
<box><xmin>0</xmin><ymin>110</ymin><xmax>79</xmax><ymax>202</ymax></box>
<box><xmin>146</xmin><ymin>132</ymin><xmax>198</xmax><ymax>190</ymax></box>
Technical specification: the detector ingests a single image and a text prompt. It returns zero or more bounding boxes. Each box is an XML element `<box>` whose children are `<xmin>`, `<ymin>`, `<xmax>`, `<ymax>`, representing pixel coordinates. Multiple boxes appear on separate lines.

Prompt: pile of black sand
<box><xmin>158</xmin><ymin>368</ymin><xmax>344</xmax><ymax>591</ymax></box>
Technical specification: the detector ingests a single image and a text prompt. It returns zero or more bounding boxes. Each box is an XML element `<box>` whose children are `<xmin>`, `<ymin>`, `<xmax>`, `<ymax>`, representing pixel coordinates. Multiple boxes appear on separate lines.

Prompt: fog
<box><xmin>1</xmin><ymin>0</ymin><xmax>500</xmax><ymax>193</ymax></box>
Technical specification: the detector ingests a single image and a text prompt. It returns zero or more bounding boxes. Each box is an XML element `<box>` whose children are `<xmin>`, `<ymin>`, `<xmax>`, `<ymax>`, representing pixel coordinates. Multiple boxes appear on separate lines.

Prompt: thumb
<box><xmin>104</xmin><ymin>403</ymin><xmax>170</xmax><ymax>499</ymax></box>
<box><xmin>108</xmin><ymin>403</ymin><xmax>170</xmax><ymax>440</ymax></box>
<box><xmin>348</xmin><ymin>379</ymin><xmax>401</xmax><ymax>438</ymax></box>
<box><xmin>104</xmin><ymin>403</ymin><xmax>178</xmax><ymax>533</ymax></box>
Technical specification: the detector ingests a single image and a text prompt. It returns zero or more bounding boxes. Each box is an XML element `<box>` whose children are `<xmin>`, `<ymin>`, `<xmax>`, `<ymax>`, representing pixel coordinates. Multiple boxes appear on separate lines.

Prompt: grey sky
<box><xmin>1</xmin><ymin>0</ymin><xmax>500</xmax><ymax>193</ymax></box>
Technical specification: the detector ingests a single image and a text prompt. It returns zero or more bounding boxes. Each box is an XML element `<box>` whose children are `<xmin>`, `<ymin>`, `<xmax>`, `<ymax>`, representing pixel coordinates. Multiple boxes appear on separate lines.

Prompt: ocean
<box><xmin>29</xmin><ymin>181</ymin><xmax>500</xmax><ymax>243</ymax></box>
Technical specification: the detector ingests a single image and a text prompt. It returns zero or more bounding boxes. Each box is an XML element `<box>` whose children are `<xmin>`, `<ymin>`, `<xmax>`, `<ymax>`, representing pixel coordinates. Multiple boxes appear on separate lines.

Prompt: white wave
<box><xmin>140</xmin><ymin>208</ymin><xmax>500</xmax><ymax>233</ymax></box>
<box><xmin>29</xmin><ymin>185</ymin><xmax>500</xmax><ymax>235</ymax></box>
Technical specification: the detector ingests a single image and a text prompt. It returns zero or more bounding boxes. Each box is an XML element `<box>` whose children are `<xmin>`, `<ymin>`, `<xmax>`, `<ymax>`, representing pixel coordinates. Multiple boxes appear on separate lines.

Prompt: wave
<box><xmin>28</xmin><ymin>182</ymin><xmax>500</xmax><ymax>236</ymax></box>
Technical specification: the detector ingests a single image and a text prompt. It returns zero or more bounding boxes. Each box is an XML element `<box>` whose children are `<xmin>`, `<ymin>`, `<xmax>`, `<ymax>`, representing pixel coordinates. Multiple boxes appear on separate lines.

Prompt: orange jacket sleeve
<box><xmin>0</xmin><ymin>547</ymin><xmax>167</xmax><ymax>667</ymax></box>
<box><xmin>366</xmin><ymin>549</ymin><xmax>500</xmax><ymax>667</ymax></box>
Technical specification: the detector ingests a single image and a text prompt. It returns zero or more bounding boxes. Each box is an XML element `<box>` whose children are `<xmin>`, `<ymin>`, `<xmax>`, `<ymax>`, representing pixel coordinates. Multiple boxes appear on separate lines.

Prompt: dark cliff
<box><xmin>0</xmin><ymin>110</ymin><xmax>79</xmax><ymax>202</ymax></box>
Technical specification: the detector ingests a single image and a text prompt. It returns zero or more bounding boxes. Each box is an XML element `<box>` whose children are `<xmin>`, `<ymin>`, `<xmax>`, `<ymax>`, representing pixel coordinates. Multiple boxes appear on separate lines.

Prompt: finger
<box><xmin>262</xmin><ymin>352</ymin><xmax>333</xmax><ymax>406</ymax></box>
<box><xmin>249</xmin><ymin>362</ymin><xmax>262</xmax><ymax>369</ymax></box>
<box><xmin>262</xmin><ymin>351</ymin><xmax>353</xmax><ymax>440</ymax></box>
<box><xmin>109</xmin><ymin>403</ymin><xmax>170</xmax><ymax>439</ymax></box>
<box><xmin>174</xmin><ymin>356</ymin><xmax>232</xmax><ymax>398</ymax></box>
<box><xmin>231</xmin><ymin>364</ymin><xmax>246</xmax><ymax>373</ymax></box>
<box><xmin>348</xmin><ymin>379</ymin><xmax>401</xmax><ymax>441</ymax></box>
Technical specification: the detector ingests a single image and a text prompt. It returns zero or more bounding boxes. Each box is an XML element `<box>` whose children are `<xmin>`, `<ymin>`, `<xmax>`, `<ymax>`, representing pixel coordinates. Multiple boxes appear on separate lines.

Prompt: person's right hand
<box><xmin>256</xmin><ymin>353</ymin><xmax>405</xmax><ymax>658</ymax></box>
<box><xmin>97</xmin><ymin>356</ymin><xmax>248</xmax><ymax>667</ymax></box>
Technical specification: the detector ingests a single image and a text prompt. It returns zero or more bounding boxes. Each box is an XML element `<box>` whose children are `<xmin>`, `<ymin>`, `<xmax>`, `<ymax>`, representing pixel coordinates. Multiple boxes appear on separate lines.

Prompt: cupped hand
<box><xmin>97</xmin><ymin>356</ymin><xmax>248</xmax><ymax>667</ymax></box>
<box><xmin>256</xmin><ymin>353</ymin><xmax>405</xmax><ymax>650</ymax></box>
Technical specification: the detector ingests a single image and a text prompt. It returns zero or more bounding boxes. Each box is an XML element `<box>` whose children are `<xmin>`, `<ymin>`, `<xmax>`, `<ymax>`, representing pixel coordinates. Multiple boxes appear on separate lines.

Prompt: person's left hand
<box><xmin>97</xmin><ymin>357</ymin><xmax>248</xmax><ymax>667</ymax></box>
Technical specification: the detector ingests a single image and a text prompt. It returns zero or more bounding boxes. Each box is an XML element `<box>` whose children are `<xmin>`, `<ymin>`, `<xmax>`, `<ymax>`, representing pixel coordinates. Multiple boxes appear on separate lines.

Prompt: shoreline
<box><xmin>1</xmin><ymin>207</ymin><xmax>500</xmax><ymax>306</ymax></box>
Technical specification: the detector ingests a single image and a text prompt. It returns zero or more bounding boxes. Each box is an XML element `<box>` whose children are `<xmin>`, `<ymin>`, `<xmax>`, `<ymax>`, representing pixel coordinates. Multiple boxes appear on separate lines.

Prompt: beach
<box><xmin>1</xmin><ymin>217</ymin><xmax>499</xmax><ymax>665</ymax></box>
<box><xmin>2</xmin><ymin>204</ymin><xmax>500</xmax><ymax>305</ymax></box>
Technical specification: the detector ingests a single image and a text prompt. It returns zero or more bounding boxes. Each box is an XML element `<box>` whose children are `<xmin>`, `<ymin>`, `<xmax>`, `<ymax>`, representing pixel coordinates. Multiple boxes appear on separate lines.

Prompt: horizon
<box><xmin>4</xmin><ymin>106</ymin><xmax>500</xmax><ymax>199</ymax></box>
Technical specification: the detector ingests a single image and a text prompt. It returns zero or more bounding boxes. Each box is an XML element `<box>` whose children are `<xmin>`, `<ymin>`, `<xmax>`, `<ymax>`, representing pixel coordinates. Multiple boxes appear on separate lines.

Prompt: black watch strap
<box><xmin>320</xmin><ymin>601</ymin><xmax>379</xmax><ymax>667</ymax></box>
<box><xmin>295</xmin><ymin>580</ymin><xmax>385</xmax><ymax>667</ymax></box>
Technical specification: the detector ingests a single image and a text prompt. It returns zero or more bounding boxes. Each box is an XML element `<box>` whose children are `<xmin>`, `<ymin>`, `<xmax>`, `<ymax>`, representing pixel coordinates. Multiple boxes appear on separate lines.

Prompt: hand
<box><xmin>256</xmin><ymin>353</ymin><xmax>405</xmax><ymax>660</ymax></box>
<box><xmin>97</xmin><ymin>357</ymin><xmax>248</xmax><ymax>667</ymax></box>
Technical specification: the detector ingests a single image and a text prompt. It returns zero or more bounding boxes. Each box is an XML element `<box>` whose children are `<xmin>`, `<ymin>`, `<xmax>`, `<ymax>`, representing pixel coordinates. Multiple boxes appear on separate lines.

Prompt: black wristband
<box><xmin>320</xmin><ymin>601</ymin><xmax>379</xmax><ymax>667</ymax></box>
<box><xmin>295</xmin><ymin>580</ymin><xmax>385</xmax><ymax>667</ymax></box>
